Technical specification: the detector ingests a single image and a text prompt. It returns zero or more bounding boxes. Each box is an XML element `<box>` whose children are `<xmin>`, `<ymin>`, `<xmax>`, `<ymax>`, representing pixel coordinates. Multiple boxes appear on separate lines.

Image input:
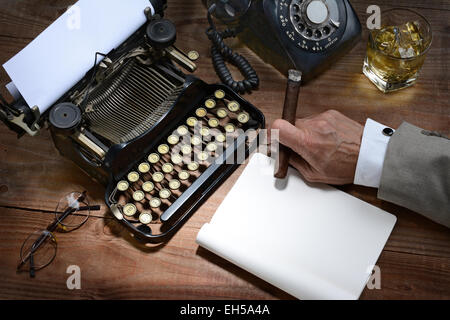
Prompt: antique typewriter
<box><xmin>0</xmin><ymin>0</ymin><xmax>264</xmax><ymax>242</ymax></box>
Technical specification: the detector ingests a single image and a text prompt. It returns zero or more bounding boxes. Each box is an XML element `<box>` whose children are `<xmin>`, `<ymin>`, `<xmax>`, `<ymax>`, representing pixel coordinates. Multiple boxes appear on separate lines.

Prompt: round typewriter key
<box><xmin>148</xmin><ymin>153</ymin><xmax>160</xmax><ymax>164</ymax></box>
<box><xmin>138</xmin><ymin>162</ymin><xmax>150</xmax><ymax>174</ymax></box>
<box><xmin>237</xmin><ymin>112</ymin><xmax>250</xmax><ymax>124</ymax></box>
<box><xmin>162</xmin><ymin>163</ymin><xmax>174</xmax><ymax>174</ymax></box>
<box><xmin>195</xmin><ymin>107</ymin><xmax>207</xmax><ymax>118</ymax></box>
<box><xmin>142</xmin><ymin>181</ymin><xmax>155</xmax><ymax>193</ymax></box>
<box><xmin>178</xmin><ymin>170</ymin><xmax>190</xmax><ymax>181</ymax></box>
<box><xmin>177</xmin><ymin>125</ymin><xmax>189</xmax><ymax>136</ymax></box>
<box><xmin>127</xmin><ymin>171</ymin><xmax>139</xmax><ymax>183</ymax></box>
<box><xmin>123</xmin><ymin>203</ymin><xmax>137</xmax><ymax>217</ymax></box>
<box><xmin>205</xmin><ymin>99</ymin><xmax>216</xmax><ymax>109</ymax></box>
<box><xmin>191</xmin><ymin>135</ymin><xmax>202</xmax><ymax>146</ymax></box>
<box><xmin>167</xmin><ymin>135</ymin><xmax>179</xmax><ymax>145</ymax></box>
<box><xmin>197</xmin><ymin>151</ymin><xmax>209</xmax><ymax>161</ymax></box>
<box><xmin>188</xmin><ymin>161</ymin><xmax>199</xmax><ymax>171</ymax></box>
<box><xmin>225</xmin><ymin>123</ymin><xmax>236</xmax><ymax>133</ymax></box>
<box><xmin>208</xmin><ymin>118</ymin><xmax>220</xmax><ymax>128</ymax></box>
<box><xmin>169</xmin><ymin>179</ymin><xmax>181</xmax><ymax>190</ymax></box>
<box><xmin>216</xmin><ymin>108</ymin><xmax>228</xmax><ymax>118</ymax></box>
<box><xmin>159</xmin><ymin>188</ymin><xmax>171</xmax><ymax>199</ymax></box>
<box><xmin>181</xmin><ymin>144</ymin><xmax>192</xmax><ymax>155</ymax></box>
<box><xmin>186</xmin><ymin>117</ymin><xmax>198</xmax><ymax>127</ymax></box>
<box><xmin>117</xmin><ymin>180</ymin><xmax>129</xmax><ymax>192</ymax></box>
<box><xmin>133</xmin><ymin>190</ymin><xmax>145</xmax><ymax>202</ymax></box>
<box><xmin>227</xmin><ymin>101</ymin><xmax>240</xmax><ymax>112</ymax></box>
<box><xmin>158</xmin><ymin>144</ymin><xmax>170</xmax><ymax>155</ymax></box>
<box><xmin>150</xmin><ymin>198</ymin><xmax>162</xmax><ymax>208</ymax></box>
<box><xmin>206</xmin><ymin>142</ymin><xmax>218</xmax><ymax>152</ymax></box>
<box><xmin>171</xmin><ymin>154</ymin><xmax>183</xmax><ymax>165</ymax></box>
<box><xmin>200</xmin><ymin>127</ymin><xmax>210</xmax><ymax>137</ymax></box>
<box><xmin>216</xmin><ymin>133</ymin><xmax>226</xmax><ymax>143</ymax></box>
<box><xmin>214</xmin><ymin>89</ymin><xmax>225</xmax><ymax>99</ymax></box>
<box><xmin>187</xmin><ymin>50</ymin><xmax>199</xmax><ymax>61</ymax></box>
<box><xmin>152</xmin><ymin>172</ymin><xmax>164</xmax><ymax>183</ymax></box>
<box><xmin>139</xmin><ymin>212</ymin><xmax>153</xmax><ymax>225</ymax></box>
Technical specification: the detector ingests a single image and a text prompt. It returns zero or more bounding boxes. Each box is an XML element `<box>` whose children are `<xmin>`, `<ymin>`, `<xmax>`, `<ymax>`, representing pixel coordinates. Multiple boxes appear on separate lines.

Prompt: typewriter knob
<box><xmin>49</xmin><ymin>102</ymin><xmax>81</xmax><ymax>132</ymax></box>
<box><xmin>146</xmin><ymin>18</ymin><xmax>176</xmax><ymax>50</ymax></box>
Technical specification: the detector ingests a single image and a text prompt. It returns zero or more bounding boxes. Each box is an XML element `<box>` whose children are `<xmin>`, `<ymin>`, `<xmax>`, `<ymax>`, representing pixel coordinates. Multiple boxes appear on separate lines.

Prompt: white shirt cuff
<box><xmin>354</xmin><ymin>119</ymin><xmax>393</xmax><ymax>188</ymax></box>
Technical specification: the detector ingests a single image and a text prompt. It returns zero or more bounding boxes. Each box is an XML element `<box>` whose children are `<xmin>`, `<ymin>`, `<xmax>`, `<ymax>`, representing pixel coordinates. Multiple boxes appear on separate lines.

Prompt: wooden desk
<box><xmin>0</xmin><ymin>0</ymin><xmax>448</xmax><ymax>299</ymax></box>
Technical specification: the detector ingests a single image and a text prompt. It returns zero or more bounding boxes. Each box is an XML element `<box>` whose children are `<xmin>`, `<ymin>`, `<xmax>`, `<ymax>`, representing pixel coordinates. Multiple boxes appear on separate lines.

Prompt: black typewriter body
<box><xmin>2</xmin><ymin>10</ymin><xmax>265</xmax><ymax>243</ymax></box>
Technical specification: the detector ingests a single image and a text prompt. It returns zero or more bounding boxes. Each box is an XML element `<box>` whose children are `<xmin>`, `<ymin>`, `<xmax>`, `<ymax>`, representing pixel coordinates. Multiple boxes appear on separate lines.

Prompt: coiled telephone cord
<box><xmin>206</xmin><ymin>5</ymin><xmax>259</xmax><ymax>94</ymax></box>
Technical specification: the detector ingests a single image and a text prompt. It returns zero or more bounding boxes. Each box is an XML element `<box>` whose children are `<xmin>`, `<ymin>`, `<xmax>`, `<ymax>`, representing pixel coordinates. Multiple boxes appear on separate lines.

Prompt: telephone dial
<box><xmin>206</xmin><ymin>0</ymin><xmax>362</xmax><ymax>87</ymax></box>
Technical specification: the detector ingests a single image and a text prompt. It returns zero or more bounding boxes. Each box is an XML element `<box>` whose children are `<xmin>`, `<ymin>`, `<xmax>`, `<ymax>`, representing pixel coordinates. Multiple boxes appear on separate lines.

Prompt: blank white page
<box><xmin>197</xmin><ymin>153</ymin><xmax>396</xmax><ymax>300</ymax></box>
<box><xmin>3</xmin><ymin>0</ymin><xmax>152</xmax><ymax>114</ymax></box>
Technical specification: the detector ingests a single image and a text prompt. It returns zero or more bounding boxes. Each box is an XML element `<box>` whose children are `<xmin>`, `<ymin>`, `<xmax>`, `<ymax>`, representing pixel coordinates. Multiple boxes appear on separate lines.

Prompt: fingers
<box><xmin>289</xmin><ymin>154</ymin><xmax>328</xmax><ymax>184</ymax></box>
<box><xmin>271</xmin><ymin>119</ymin><xmax>310</xmax><ymax>160</ymax></box>
<box><xmin>288</xmin><ymin>153</ymin><xmax>313</xmax><ymax>180</ymax></box>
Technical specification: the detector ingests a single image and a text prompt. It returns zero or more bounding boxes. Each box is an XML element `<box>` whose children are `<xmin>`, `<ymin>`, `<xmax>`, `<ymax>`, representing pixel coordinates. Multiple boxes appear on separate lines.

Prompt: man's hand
<box><xmin>271</xmin><ymin>110</ymin><xmax>364</xmax><ymax>185</ymax></box>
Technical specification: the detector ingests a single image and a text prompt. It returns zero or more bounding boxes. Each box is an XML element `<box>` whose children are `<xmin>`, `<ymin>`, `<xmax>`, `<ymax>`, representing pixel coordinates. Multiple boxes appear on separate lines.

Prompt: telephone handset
<box><xmin>206</xmin><ymin>0</ymin><xmax>362</xmax><ymax>84</ymax></box>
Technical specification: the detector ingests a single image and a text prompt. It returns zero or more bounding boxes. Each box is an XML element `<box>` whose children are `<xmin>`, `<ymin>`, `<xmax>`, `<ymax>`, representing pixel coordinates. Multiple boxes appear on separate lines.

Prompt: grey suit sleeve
<box><xmin>378</xmin><ymin>122</ymin><xmax>450</xmax><ymax>228</ymax></box>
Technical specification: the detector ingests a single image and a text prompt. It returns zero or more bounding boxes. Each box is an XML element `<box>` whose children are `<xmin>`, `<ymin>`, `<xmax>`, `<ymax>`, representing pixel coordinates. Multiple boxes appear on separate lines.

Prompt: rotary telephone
<box><xmin>206</xmin><ymin>0</ymin><xmax>362</xmax><ymax>90</ymax></box>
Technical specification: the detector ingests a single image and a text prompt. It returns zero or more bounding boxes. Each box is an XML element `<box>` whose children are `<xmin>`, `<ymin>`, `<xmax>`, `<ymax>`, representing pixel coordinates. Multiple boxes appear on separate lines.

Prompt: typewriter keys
<box><xmin>196</xmin><ymin>108</ymin><xmax>207</xmax><ymax>118</ymax></box>
<box><xmin>108</xmin><ymin>86</ymin><xmax>263</xmax><ymax>242</ymax></box>
<box><xmin>237</xmin><ymin>112</ymin><xmax>250</xmax><ymax>124</ymax></box>
<box><xmin>216</xmin><ymin>108</ymin><xmax>228</xmax><ymax>118</ymax></box>
<box><xmin>225</xmin><ymin>123</ymin><xmax>236</xmax><ymax>133</ymax></box>
<box><xmin>227</xmin><ymin>101</ymin><xmax>240</xmax><ymax>112</ymax></box>
<box><xmin>139</xmin><ymin>212</ymin><xmax>153</xmax><ymax>225</ymax></box>
<box><xmin>178</xmin><ymin>170</ymin><xmax>190</xmax><ymax>180</ymax></box>
<box><xmin>214</xmin><ymin>89</ymin><xmax>225</xmax><ymax>99</ymax></box>
<box><xmin>208</xmin><ymin>118</ymin><xmax>220</xmax><ymax>128</ymax></box>
<box><xmin>167</xmin><ymin>135</ymin><xmax>179</xmax><ymax>145</ymax></box>
<box><xmin>138</xmin><ymin>162</ymin><xmax>151</xmax><ymax>174</ymax></box>
<box><xmin>197</xmin><ymin>151</ymin><xmax>209</xmax><ymax>161</ymax></box>
<box><xmin>142</xmin><ymin>181</ymin><xmax>155</xmax><ymax>193</ymax></box>
<box><xmin>133</xmin><ymin>190</ymin><xmax>145</xmax><ymax>202</ymax></box>
<box><xmin>159</xmin><ymin>188</ymin><xmax>171</xmax><ymax>199</ymax></box>
<box><xmin>206</xmin><ymin>142</ymin><xmax>218</xmax><ymax>152</ymax></box>
<box><xmin>128</xmin><ymin>171</ymin><xmax>140</xmax><ymax>183</ymax></box>
<box><xmin>191</xmin><ymin>135</ymin><xmax>202</xmax><ymax>146</ymax></box>
<box><xmin>181</xmin><ymin>145</ymin><xmax>192</xmax><ymax>155</ymax></box>
<box><xmin>216</xmin><ymin>133</ymin><xmax>226</xmax><ymax>143</ymax></box>
<box><xmin>162</xmin><ymin>163</ymin><xmax>174</xmax><ymax>174</ymax></box>
<box><xmin>171</xmin><ymin>154</ymin><xmax>183</xmax><ymax>165</ymax></box>
<box><xmin>187</xmin><ymin>117</ymin><xmax>198</xmax><ymax>127</ymax></box>
<box><xmin>148</xmin><ymin>153</ymin><xmax>160</xmax><ymax>164</ymax></box>
<box><xmin>200</xmin><ymin>127</ymin><xmax>210</xmax><ymax>137</ymax></box>
<box><xmin>205</xmin><ymin>99</ymin><xmax>216</xmax><ymax>109</ymax></box>
<box><xmin>158</xmin><ymin>144</ymin><xmax>170</xmax><ymax>155</ymax></box>
<box><xmin>169</xmin><ymin>179</ymin><xmax>181</xmax><ymax>190</ymax></box>
<box><xmin>150</xmin><ymin>198</ymin><xmax>162</xmax><ymax>208</ymax></box>
<box><xmin>152</xmin><ymin>172</ymin><xmax>165</xmax><ymax>183</ymax></box>
<box><xmin>123</xmin><ymin>203</ymin><xmax>137</xmax><ymax>217</ymax></box>
<box><xmin>117</xmin><ymin>180</ymin><xmax>129</xmax><ymax>192</ymax></box>
<box><xmin>187</xmin><ymin>50</ymin><xmax>200</xmax><ymax>61</ymax></box>
<box><xmin>177</xmin><ymin>125</ymin><xmax>189</xmax><ymax>136</ymax></box>
<box><xmin>188</xmin><ymin>161</ymin><xmax>200</xmax><ymax>171</ymax></box>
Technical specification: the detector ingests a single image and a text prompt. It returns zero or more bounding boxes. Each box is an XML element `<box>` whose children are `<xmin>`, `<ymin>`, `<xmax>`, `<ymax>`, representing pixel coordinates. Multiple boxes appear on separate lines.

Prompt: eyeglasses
<box><xmin>17</xmin><ymin>191</ymin><xmax>100</xmax><ymax>277</ymax></box>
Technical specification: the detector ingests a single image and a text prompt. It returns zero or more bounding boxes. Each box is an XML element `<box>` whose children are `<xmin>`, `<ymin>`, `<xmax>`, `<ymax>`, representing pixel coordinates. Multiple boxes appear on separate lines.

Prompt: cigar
<box><xmin>274</xmin><ymin>70</ymin><xmax>302</xmax><ymax>179</ymax></box>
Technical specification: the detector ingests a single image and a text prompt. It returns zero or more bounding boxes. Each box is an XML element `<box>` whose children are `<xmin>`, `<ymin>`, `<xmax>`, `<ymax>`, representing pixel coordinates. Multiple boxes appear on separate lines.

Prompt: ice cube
<box><xmin>374</xmin><ymin>26</ymin><xmax>397</xmax><ymax>54</ymax></box>
<box><xmin>398</xmin><ymin>46</ymin><xmax>416</xmax><ymax>58</ymax></box>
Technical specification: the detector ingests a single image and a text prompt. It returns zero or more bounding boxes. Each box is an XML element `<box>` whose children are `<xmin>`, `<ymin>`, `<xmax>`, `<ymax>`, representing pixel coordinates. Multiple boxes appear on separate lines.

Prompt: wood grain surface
<box><xmin>0</xmin><ymin>0</ymin><xmax>449</xmax><ymax>300</ymax></box>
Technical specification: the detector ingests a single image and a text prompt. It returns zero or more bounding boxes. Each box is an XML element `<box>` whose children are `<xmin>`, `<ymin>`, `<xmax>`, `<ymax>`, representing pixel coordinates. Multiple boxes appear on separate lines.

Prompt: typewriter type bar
<box><xmin>106</xmin><ymin>85</ymin><xmax>264</xmax><ymax>242</ymax></box>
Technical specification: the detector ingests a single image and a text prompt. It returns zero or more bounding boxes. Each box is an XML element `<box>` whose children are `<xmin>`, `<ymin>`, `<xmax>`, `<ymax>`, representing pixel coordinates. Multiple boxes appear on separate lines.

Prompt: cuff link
<box><xmin>382</xmin><ymin>127</ymin><xmax>394</xmax><ymax>137</ymax></box>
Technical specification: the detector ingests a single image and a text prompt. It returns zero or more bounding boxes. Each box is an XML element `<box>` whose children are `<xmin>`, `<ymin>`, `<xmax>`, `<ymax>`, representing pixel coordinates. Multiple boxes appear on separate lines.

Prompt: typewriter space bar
<box><xmin>161</xmin><ymin>134</ymin><xmax>246</xmax><ymax>222</ymax></box>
